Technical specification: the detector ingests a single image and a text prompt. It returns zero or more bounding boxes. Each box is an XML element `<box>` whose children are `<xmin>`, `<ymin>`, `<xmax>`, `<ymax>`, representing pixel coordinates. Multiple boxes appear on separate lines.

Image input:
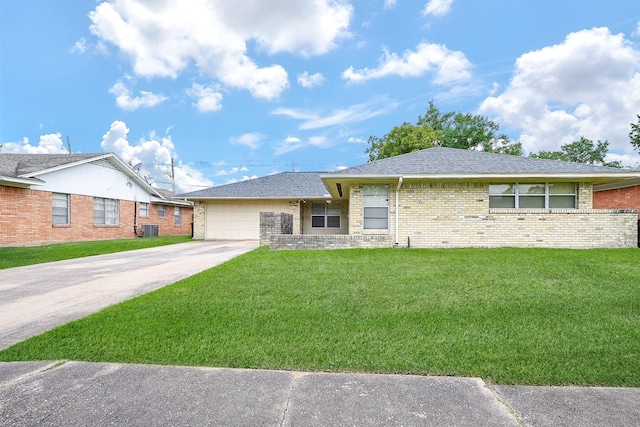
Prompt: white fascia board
<box><xmin>184</xmin><ymin>196</ymin><xmax>331</xmax><ymax>201</ymax></box>
<box><xmin>0</xmin><ymin>176</ymin><xmax>44</xmax><ymax>187</ymax></box>
<box><xmin>20</xmin><ymin>153</ymin><xmax>113</xmax><ymax>178</ymax></box>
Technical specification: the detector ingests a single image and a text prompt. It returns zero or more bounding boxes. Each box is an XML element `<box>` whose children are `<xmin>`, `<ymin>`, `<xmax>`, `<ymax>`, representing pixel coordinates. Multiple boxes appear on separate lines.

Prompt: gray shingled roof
<box><xmin>0</xmin><ymin>153</ymin><xmax>103</xmax><ymax>177</ymax></box>
<box><xmin>181</xmin><ymin>172</ymin><xmax>330</xmax><ymax>199</ymax></box>
<box><xmin>330</xmin><ymin>147</ymin><xmax>638</xmax><ymax>176</ymax></box>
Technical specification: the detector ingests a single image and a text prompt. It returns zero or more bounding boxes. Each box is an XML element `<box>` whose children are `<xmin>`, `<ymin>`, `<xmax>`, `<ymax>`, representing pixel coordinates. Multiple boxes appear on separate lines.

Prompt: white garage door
<box><xmin>205</xmin><ymin>200</ymin><xmax>293</xmax><ymax>240</ymax></box>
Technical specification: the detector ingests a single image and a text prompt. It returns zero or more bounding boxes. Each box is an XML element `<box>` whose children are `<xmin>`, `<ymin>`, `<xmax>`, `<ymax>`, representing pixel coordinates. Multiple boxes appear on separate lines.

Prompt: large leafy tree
<box><xmin>366</xmin><ymin>101</ymin><xmax>522</xmax><ymax>161</ymax></box>
<box><xmin>530</xmin><ymin>137</ymin><xmax>622</xmax><ymax>168</ymax></box>
<box><xmin>366</xmin><ymin>122</ymin><xmax>441</xmax><ymax>161</ymax></box>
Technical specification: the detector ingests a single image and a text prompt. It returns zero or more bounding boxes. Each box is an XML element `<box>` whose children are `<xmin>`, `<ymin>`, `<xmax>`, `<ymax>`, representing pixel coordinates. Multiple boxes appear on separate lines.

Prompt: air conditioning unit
<box><xmin>142</xmin><ymin>224</ymin><xmax>159</xmax><ymax>237</ymax></box>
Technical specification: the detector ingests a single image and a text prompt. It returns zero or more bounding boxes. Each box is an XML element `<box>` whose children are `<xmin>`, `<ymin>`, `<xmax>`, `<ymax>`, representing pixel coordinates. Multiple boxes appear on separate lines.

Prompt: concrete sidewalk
<box><xmin>1</xmin><ymin>361</ymin><xmax>638</xmax><ymax>427</ymax></box>
<box><xmin>0</xmin><ymin>240</ymin><xmax>259</xmax><ymax>350</ymax></box>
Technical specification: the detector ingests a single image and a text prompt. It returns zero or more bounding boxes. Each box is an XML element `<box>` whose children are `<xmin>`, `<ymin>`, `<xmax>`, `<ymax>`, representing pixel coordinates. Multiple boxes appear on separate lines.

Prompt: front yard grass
<box><xmin>1</xmin><ymin>247</ymin><xmax>638</xmax><ymax>386</ymax></box>
<box><xmin>0</xmin><ymin>235</ymin><xmax>192</xmax><ymax>269</ymax></box>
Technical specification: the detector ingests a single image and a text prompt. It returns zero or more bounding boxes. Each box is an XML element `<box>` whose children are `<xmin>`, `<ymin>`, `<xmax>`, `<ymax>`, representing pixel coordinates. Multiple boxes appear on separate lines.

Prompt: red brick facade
<box><xmin>0</xmin><ymin>186</ymin><xmax>193</xmax><ymax>245</ymax></box>
<box><xmin>593</xmin><ymin>186</ymin><xmax>640</xmax><ymax>218</ymax></box>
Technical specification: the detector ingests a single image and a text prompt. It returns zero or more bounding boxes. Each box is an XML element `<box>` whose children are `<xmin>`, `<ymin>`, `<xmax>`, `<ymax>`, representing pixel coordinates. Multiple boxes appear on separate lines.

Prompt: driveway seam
<box><xmin>484</xmin><ymin>380</ymin><xmax>527</xmax><ymax>426</ymax></box>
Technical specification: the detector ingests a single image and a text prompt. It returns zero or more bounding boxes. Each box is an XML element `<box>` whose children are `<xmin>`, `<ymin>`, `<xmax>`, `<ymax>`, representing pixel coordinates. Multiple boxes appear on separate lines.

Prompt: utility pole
<box><xmin>67</xmin><ymin>136</ymin><xmax>72</xmax><ymax>153</ymax></box>
<box><xmin>171</xmin><ymin>157</ymin><xmax>176</xmax><ymax>193</ymax></box>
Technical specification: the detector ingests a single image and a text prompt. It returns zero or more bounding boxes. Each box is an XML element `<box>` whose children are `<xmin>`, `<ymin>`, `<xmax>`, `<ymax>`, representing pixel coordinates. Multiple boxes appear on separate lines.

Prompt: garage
<box><xmin>205</xmin><ymin>200</ymin><xmax>294</xmax><ymax>240</ymax></box>
<box><xmin>182</xmin><ymin>172</ymin><xmax>332</xmax><ymax>241</ymax></box>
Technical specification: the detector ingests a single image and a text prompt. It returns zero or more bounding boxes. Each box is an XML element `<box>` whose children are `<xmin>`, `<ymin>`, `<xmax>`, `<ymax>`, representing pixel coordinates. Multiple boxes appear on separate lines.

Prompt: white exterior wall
<box><xmin>32</xmin><ymin>162</ymin><xmax>152</xmax><ymax>202</ymax></box>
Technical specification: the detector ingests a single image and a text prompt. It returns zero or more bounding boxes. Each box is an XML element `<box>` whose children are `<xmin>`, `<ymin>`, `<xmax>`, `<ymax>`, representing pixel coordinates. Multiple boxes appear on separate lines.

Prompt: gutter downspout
<box><xmin>395</xmin><ymin>176</ymin><xmax>403</xmax><ymax>246</ymax></box>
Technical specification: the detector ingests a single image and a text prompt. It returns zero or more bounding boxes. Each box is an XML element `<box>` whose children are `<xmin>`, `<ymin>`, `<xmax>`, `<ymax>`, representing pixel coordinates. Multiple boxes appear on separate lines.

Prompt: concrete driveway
<box><xmin>0</xmin><ymin>240</ymin><xmax>259</xmax><ymax>350</ymax></box>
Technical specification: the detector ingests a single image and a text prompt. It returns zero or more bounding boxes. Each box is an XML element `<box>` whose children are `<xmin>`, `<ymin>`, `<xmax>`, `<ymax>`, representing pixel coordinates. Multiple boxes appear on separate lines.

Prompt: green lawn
<box><xmin>0</xmin><ymin>235</ymin><xmax>192</xmax><ymax>269</ymax></box>
<box><xmin>1</xmin><ymin>247</ymin><xmax>638</xmax><ymax>386</ymax></box>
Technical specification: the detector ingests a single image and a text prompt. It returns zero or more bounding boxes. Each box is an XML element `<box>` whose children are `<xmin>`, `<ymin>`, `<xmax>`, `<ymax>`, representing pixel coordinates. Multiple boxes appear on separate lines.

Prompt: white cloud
<box><xmin>214</xmin><ymin>166</ymin><xmax>249</xmax><ymax>176</ymax></box>
<box><xmin>99</xmin><ymin>120</ymin><xmax>213</xmax><ymax>193</ymax></box>
<box><xmin>384</xmin><ymin>0</ymin><xmax>397</xmax><ymax>10</ymax></box>
<box><xmin>342</xmin><ymin>42</ymin><xmax>472</xmax><ymax>85</ymax></box>
<box><xmin>423</xmin><ymin>0</ymin><xmax>455</xmax><ymax>17</ymax></box>
<box><xmin>479</xmin><ymin>27</ymin><xmax>640</xmax><ymax>157</ymax></box>
<box><xmin>347</xmin><ymin>136</ymin><xmax>367</xmax><ymax>144</ymax></box>
<box><xmin>230</xmin><ymin>132</ymin><xmax>265</xmax><ymax>150</ymax></box>
<box><xmin>187</xmin><ymin>83</ymin><xmax>223</xmax><ymax>112</ymax></box>
<box><xmin>633</xmin><ymin>20</ymin><xmax>640</xmax><ymax>37</ymax></box>
<box><xmin>109</xmin><ymin>79</ymin><xmax>167</xmax><ymax>111</ymax></box>
<box><xmin>297</xmin><ymin>71</ymin><xmax>326</xmax><ymax>88</ymax></box>
<box><xmin>606</xmin><ymin>152</ymin><xmax>640</xmax><ymax>168</ymax></box>
<box><xmin>70</xmin><ymin>38</ymin><xmax>88</xmax><ymax>54</ymax></box>
<box><xmin>273</xmin><ymin>135</ymin><xmax>331</xmax><ymax>155</ymax></box>
<box><xmin>89</xmin><ymin>0</ymin><xmax>352</xmax><ymax>100</ymax></box>
<box><xmin>0</xmin><ymin>134</ymin><xmax>68</xmax><ymax>154</ymax></box>
<box><xmin>272</xmin><ymin>100</ymin><xmax>398</xmax><ymax>130</ymax></box>
<box><xmin>274</xmin><ymin>136</ymin><xmax>303</xmax><ymax>155</ymax></box>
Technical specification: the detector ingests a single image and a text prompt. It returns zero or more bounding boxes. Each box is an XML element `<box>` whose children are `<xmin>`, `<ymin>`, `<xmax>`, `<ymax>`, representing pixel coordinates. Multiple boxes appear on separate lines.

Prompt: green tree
<box><xmin>630</xmin><ymin>114</ymin><xmax>640</xmax><ymax>152</ymax></box>
<box><xmin>530</xmin><ymin>137</ymin><xmax>622</xmax><ymax>168</ymax></box>
<box><xmin>365</xmin><ymin>122</ymin><xmax>441</xmax><ymax>161</ymax></box>
<box><xmin>366</xmin><ymin>101</ymin><xmax>522</xmax><ymax>161</ymax></box>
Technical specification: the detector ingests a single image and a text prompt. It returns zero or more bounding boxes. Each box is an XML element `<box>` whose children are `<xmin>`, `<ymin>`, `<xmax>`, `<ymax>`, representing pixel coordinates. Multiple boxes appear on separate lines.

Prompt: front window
<box><xmin>94</xmin><ymin>198</ymin><xmax>119</xmax><ymax>225</ymax></box>
<box><xmin>52</xmin><ymin>193</ymin><xmax>70</xmax><ymax>225</ymax></box>
<box><xmin>489</xmin><ymin>183</ymin><xmax>577</xmax><ymax>209</ymax></box>
<box><xmin>139</xmin><ymin>202</ymin><xmax>149</xmax><ymax>217</ymax></box>
<box><xmin>311</xmin><ymin>202</ymin><xmax>341</xmax><ymax>228</ymax></box>
<box><xmin>158</xmin><ymin>205</ymin><xmax>165</xmax><ymax>218</ymax></box>
<box><xmin>363</xmin><ymin>185</ymin><xmax>389</xmax><ymax>230</ymax></box>
<box><xmin>174</xmin><ymin>206</ymin><xmax>181</xmax><ymax>226</ymax></box>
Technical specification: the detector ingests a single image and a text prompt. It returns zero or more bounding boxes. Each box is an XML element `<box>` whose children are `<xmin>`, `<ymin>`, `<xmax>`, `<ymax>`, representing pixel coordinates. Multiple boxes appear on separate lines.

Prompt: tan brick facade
<box><xmin>192</xmin><ymin>201</ymin><xmax>206</xmax><ymax>240</ymax></box>
<box><xmin>347</xmin><ymin>181</ymin><xmax>637</xmax><ymax>248</ymax></box>
<box><xmin>1</xmin><ymin>186</ymin><xmax>192</xmax><ymax>246</ymax></box>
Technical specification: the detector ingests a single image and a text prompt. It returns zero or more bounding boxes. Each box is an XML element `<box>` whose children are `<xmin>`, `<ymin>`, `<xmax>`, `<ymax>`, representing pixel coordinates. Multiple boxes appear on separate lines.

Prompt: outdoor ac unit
<box><xmin>142</xmin><ymin>224</ymin><xmax>159</xmax><ymax>237</ymax></box>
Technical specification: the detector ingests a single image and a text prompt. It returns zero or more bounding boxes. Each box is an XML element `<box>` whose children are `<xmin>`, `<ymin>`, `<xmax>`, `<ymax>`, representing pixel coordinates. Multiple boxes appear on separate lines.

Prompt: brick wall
<box><xmin>137</xmin><ymin>203</ymin><xmax>193</xmax><ymax>237</ymax></box>
<box><xmin>593</xmin><ymin>186</ymin><xmax>640</xmax><ymax>218</ymax></box>
<box><xmin>264</xmin><ymin>234</ymin><xmax>394</xmax><ymax>250</ymax></box>
<box><xmin>348</xmin><ymin>181</ymin><xmax>638</xmax><ymax>249</ymax></box>
<box><xmin>0</xmin><ymin>186</ymin><xmax>192</xmax><ymax>246</ymax></box>
<box><xmin>259</xmin><ymin>212</ymin><xmax>293</xmax><ymax>245</ymax></box>
<box><xmin>192</xmin><ymin>201</ymin><xmax>206</xmax><ymax>239</ymax></box>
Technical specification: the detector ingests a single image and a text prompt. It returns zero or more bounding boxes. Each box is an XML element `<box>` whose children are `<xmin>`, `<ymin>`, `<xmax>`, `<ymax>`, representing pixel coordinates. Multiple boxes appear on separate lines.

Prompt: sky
<box><xmin>1</xmin><ymin>0</ymin><xmax>640</xmax><ymax>193</ymax></box>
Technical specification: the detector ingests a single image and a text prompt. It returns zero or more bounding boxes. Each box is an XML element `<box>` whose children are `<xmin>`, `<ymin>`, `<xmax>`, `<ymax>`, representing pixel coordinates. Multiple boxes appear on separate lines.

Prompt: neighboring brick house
<box><xmin>184</xmin><ymin>148</ymin><xmax>640</xmax><ymax>249</ymax></box>
<box><xmin>593</xmin><ymin>179</ymin><xmax>640</xmax><ymax>218</ymax></box>
<box><xmin>0</xmin><ymin>153</ymin><xmax>193</xmax><ymax>246</ymax></box>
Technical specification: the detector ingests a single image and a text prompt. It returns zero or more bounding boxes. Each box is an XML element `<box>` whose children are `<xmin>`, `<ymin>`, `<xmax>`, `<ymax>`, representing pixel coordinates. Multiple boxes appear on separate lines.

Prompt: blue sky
<box><xmin>2</xmin><ymin>0</ymin><xmax>640</xmax><ymax>193</ymax></box>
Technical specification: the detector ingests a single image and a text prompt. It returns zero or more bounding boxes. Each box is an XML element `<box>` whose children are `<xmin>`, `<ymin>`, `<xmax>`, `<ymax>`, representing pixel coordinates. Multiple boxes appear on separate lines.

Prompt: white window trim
<box><xmin>174</xmin><ymin>206</ymin><xmax>181</xmax><ymax>226</ymax></box>
<box><xmin>94</xmin><ymin>197</ymin><xmax>120</xmax><ymax>225</ymax></box>
<box><xmin>52</xmin><ymin>193</ymin><xmax>70</xmax><ymax>225</ymax></box>
<box><xmin>489</xmin><ymin>183</ymin><xmax>577</xmax><ymax>209</ymax></box>
<box><xmin>363</xmin><ymin>184</ymin><xmax>390</xmax><ymax>230</ymax></box>
<box><xmin>139</xmin><ymin>202</ymin><xmax>149</xmax><ymax>217</ymax></box>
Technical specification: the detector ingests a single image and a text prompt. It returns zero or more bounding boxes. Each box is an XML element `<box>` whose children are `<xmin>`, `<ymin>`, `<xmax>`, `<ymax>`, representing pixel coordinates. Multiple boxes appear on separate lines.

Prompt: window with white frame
<box><xmin>363</xmin><ymin>185</ymin><xmax>389</xmax><ymax>229</ymax></box>
<box><xmin>52</xmin><ymin>193</ymin><xmax>70</xmax><ymax>225</ymax></box>
<box><xmin>94</xmin><ymin>197</ymin><xmax>119</xmax><ymax>225</ymax></box>
<box><xmin>158</xmin><ymin>204</ymin><xmax>165</xmax><ymax>218</ymax></box>
<box><xmin>311</xmin><ymin>202</ymin><xmax>341</xmax><ymax>228</ymax></box>
<box><xmin>174</xmin><ymin>206</ymin><xmax>181</xmax><ymax>226</ymax></box>
<box><xmin>139</xmin><ymin>202</ymin><xmax>149</xmax><ymax>217</ymax></box>
<box><xmin>489</xmin><ymin>183</ymin><xmax>577</xmax><ymax>209</ymax></box>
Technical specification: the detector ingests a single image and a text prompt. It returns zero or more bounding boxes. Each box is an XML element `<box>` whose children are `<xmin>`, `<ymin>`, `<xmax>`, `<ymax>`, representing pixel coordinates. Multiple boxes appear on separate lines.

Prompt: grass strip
<box><xmin>0</xmin><ymin>235</ymin><xmax>192</xmax><ymax>269</ymax></box>
<box><xmin>1</xmin><ymin>247</ymin><xmax>638</xmax><ymax>386</ymax></box>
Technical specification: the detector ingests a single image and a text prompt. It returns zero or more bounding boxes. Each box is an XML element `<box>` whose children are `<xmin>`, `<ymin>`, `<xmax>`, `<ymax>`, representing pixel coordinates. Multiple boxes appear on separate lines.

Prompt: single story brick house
<box><xmin>0</xmin><ymin>153</ymin><xmax>193</xmax><ymax>246</ymax></box>
<box><xmin>183</xmin><ymin>147</ymin><xmax>640</xmax><ymax>248</ymax></box>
